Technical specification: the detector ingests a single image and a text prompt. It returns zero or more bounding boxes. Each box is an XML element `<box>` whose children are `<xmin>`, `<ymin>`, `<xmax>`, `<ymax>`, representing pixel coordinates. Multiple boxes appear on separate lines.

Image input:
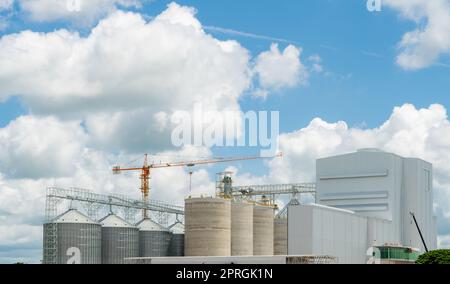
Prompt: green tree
<box><xmin>416</xmin><ymin>250</ymin><xmax>450</xmax><ymax>264</ymax></box>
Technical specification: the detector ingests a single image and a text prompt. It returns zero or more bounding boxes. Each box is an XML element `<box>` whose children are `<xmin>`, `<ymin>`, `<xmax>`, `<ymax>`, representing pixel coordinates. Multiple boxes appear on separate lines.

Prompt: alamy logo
<box><xmin>66</xmin><ymin>247</ymin><xmax>81</xmax><ymax>264</ymax></box>
<box><xmin>367</xmin><ymin>0</ymin><xmax>382</xmax><ymax>12</ymax></box>
<box><xmin>171</xmin><ymin>104</ymin><xmax>279</xmax><ymax>157</ymax></box>
<box><xmin>67</xmin><ymin>0</ymin><xmax>81</xmax><ymax>12</ymax></box>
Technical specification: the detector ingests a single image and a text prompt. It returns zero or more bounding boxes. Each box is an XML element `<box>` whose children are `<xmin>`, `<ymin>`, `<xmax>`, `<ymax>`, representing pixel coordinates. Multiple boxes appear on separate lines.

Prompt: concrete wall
<box><xmin>253</xmin><ymin>206</ymin><xmax>274</xmax><ymax>256</ymax></box>
<box><xmin>274</xmin><ymin>218</ymin><xmax>288</xmax><ymax>255</ymax></box>
<box><xmin>185</xmin><ymin>198</ymin><xmax>231</xmax><ymax>256</ymax></box>
<box><xmin>231</xmin><ymin>202</ymin><xmax>253</xmax><ymax>256</ymax></box>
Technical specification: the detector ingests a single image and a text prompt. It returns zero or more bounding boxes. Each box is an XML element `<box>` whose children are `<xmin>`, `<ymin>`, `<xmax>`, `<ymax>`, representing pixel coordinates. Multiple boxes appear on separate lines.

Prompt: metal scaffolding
<box><xmin>43</xmin><ymin>187</ymin><xmax>184</xmax><ymax>264</ymax></box>
<box><xmin>45</xmin><ymin>187</ymin><xmax>184</xmax><ymax>222</ymax></box>
<box><xmin>231</xmin><ymin>183</ymin><xmax>316</xmax><ymax>205</ymax></box>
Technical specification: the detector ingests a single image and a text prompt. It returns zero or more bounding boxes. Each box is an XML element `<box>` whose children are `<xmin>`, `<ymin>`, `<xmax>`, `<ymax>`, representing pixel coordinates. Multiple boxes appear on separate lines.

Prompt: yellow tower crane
<box><xmin>113</xmin><ymin>152</ymin><xmax>282</xmax><ymax>218</ymax></box>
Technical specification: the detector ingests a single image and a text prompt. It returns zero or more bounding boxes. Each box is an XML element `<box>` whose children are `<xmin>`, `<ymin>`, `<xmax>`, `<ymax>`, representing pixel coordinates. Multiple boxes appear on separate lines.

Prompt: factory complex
<box><xmin>43</xmin><ymin>149</ymin><xmax>437</xmax><ymax>264</ymax></box>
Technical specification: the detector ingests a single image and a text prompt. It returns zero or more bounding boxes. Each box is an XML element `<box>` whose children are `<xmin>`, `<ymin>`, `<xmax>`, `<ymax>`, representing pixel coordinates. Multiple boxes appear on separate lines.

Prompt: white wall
<box><xmin>288</xmin><ymin>204</ymin><xmax>368</xmax><ymax>264</ymax></box>
<box><xmin>402</xmin><ymin>158</ymin><xmax>437</xmax><ymax>251</ymax></box>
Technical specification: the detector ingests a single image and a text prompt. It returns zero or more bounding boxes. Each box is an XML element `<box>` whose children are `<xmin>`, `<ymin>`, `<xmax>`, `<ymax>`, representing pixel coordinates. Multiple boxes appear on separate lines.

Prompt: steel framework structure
<box><xmin>230</xmin><ymin>183</ymin><xmax>316</xmax><ymax>216</ymax></box>
<box><xmin>43</xmin><ymin>187</ymin><xmax>184</xmax><ymax>264</ymax></box>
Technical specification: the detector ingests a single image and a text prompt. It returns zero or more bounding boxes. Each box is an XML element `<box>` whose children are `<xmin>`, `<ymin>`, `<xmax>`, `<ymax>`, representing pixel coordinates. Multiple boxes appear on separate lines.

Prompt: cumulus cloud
<box><xmin>0</xmin><ymin>116</ymin><xmax>87</xmax><ymax>179</ymax></box>
<box><xmin>18</xmin><ymin>0</ymin><xmax>146</xmax><ymax>25</ymax></box>
<box><xmin>385</xmin><ymin>0</ymin><xmax>450</xmax><ymax>70</ymax></box>
<box><xmin>0</xmin><ymin>3</ymin><xmax>253</xmax><ymax>152</ymax></box>
<box><xmin>253</xmin><ymin>43</ymin><xmax>307</xmax><ymax>98</ymax></box>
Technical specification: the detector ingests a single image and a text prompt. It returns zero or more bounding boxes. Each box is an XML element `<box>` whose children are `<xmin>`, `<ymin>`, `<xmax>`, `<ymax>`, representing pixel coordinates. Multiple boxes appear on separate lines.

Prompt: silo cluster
<box><xmin>43</xmin><ymin>209</ymin><xmax>185</xmax><ymax>264</ymax></box>
<box><xmin>184</xmin><ymin>197</ymin><xmax>275</xmax><ymax>257</ymax></box>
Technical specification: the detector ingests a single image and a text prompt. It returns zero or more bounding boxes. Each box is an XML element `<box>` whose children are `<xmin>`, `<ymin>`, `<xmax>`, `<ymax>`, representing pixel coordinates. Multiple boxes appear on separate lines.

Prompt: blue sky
<box><xmin>1</xmin><ymin>0</ymin><xmax>450</xmax><ymax>263</ymax></box>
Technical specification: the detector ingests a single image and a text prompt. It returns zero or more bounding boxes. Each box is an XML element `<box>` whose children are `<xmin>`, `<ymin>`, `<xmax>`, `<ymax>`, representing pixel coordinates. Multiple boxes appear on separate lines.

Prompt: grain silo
<box><xmin>185</xmin><ymin>197</ymin><xmax>231</xmax><ymax>256</ymax></box>
<box><xmin>43</xmin><ymin>209</ymin><xmax>101</xmax><ymax>264</ymax></box>
<box><xmin>137</xmin><ymin>218</ymin><xmax>172</xmax><ymax>257</ymax></box>
<box><xmin>274</xmin><ymin>217</ymin><xmax>288</xmax><ymax>255</ymax></box>
<box><xmin>168</xmin><ymin>221</ymin><xmax>185</xmax><ymax>256</ymax></box>
<box><xmin>231</xmin><ymin>201</ymin><xmax>253</xmax><ymax>256</ymax></box>
<box><xmin>253</xmin><ymin>205</ymin><xmax>274</xmax><ymax>256</ymax></box>
<box><xmin>99</xmin><ymin>214</ymin><xmax>139</xmax><ymax>264</ymax></box>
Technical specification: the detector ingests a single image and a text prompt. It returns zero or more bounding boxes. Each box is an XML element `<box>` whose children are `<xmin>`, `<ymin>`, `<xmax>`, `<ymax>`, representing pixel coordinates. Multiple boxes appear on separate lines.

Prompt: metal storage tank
<box><xmin>99</xmin><ymin>214</ymin><xmax>139</xmax><ymax>264</ymax></box>
<box><xmin>274</xmin><ymin>218</ymin><xmax>288</xmax><ymax>255</ymax></box>
<box><xmin>231</xmin><ymin>201</ymin><xmax>253</xmax><ymax>256</ymax></box>
<box><xmin>43</xmin><ymin>209</ymin><xmax>101</xmax><ymax>264</ymax></box>
<box><xmin>253</xmin><ymin>205</ymin><xmax>274</xmax><ymax>256</ymax></box>
<box><xmin>168</xmin><ymin>221</ymin><xmax>185</xmax><ymax>256</ymax></box>
<box><xmin>137</xmin><ymin>218</ymin><xmax>172</xmax><ymax>257</ymax></box>
<box><xmin>185</xmin><ymin>197</ymin><xmax>231</xmax><ymax>256</ymax></box>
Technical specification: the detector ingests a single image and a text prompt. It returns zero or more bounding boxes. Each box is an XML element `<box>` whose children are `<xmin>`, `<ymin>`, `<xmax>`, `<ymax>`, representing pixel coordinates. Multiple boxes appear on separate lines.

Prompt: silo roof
<box><xmin>169</xmin><ymin>222</ymin><xmax>185</xmax><ymax>234</ymax></box>
<box><xmin>99</xmin><ymin>214</ymin><xmax>135</xmax><ymax>228</ymax></box>
<box><xmin>52</xmin><ymin>209</ymin><xmax>98</xmax><ymax>224</ymax></box>
<box><xmin>136</xmin><ymin>218</ymin><xmax>169</xmax><ymax>232</ymax></box>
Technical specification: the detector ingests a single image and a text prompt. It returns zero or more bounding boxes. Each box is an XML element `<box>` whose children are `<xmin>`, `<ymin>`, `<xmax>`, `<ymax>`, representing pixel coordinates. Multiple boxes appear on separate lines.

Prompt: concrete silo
<box><xmin>43</xmin><ymin>209</ymin><xmax>101</xmax><ymax>264</ymax></box>
<box><xmin>137</xmin><ymin>218</ymin><xmax>172</xmax><ymax>257</ymax></box>
<box><xmin>274</xmin><ymin>218</ymin><xmax>288</xmax><ymax>255</ymax></box>
<box><xmin>253</xmin><ymin>205</ymin><xmax>274</xmax><ymax>256</ymax></box>
<box><xmin>185</xmin><ymin>197</ymin><xmax>231</xmax><ymax>257</ymax></box>
<box><xmin>99</xmin><ymin>214</ymin><xmax>139</xmax><ymax>264</ymax></box>
<box><xmin>168</xmin><ymin>221</ymin><xmax>185</xmax><ymax>257</ymax></box>
<box><xmin>231</xmin><ymin>202</ymin><xmax>253</xmax><ymax>256</ymax></box>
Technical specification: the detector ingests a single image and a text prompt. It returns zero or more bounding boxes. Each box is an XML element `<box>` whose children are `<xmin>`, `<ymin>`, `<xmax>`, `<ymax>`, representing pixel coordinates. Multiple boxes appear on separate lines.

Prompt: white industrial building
<box><xmin>288</xmin><ymin>149</ymin><xmax>437</xmax><ymax>264</ymax></box>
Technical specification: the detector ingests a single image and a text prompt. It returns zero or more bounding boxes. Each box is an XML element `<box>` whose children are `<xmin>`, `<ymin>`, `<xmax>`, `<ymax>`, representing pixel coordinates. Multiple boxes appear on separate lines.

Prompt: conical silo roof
<box><xmin>169</xmin><ymin>222</ymin><xmax>185</xmax><ymax>234</ymax></box>
<box><xmin>52</xmin><ymin>209</ymin><xmax>98</xmax><ymax>224</ymax></box>
<box><xmin>99</xmin><ymin>214</ymin><xmax>135</xmax><ymax>228</ymax></box>
<box><xmin>136</xmin><ymin>218</ymin><xmax>169</xmax><ymax>232</ymax></box>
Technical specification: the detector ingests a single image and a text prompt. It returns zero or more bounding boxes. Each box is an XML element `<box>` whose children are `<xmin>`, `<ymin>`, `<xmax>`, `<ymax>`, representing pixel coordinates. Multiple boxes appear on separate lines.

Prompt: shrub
<box><xmin>416</xmin><ymin>250</ymin><xmax>450</xmax><ymax>264</ymax></box>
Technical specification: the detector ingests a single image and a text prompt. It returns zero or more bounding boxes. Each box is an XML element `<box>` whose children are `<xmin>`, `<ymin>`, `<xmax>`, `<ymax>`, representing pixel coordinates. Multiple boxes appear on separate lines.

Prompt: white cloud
<box><xmin>385</xmin><ymin>0</ymin><xmax>450</xmax><ymax>70</ymax></box>
<box><xmin>0</xmin><ymin>116</ymin><xmax>87</xmax><ymax>179</ymax></box>
<box><xmin>18</xmin><ymin>0</ymin><xmax>145</xmax><ymax>25</ymax></box>
<box><xmin>0</xmin><ymin>3</ymin><xmax>253</xmax><ymax>152</ymax></box>
<box><xmin>253</xmin><ymin>43</ymin><xmax>308</xmax><ymax>96</ymax></box>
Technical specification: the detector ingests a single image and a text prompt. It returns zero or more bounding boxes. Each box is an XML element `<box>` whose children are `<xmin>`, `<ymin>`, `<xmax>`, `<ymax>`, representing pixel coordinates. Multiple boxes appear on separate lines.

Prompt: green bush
<box><xmin>416</xmin><ymin>250</ymin><xmax>450</xmax><ymax>264</ymax></box>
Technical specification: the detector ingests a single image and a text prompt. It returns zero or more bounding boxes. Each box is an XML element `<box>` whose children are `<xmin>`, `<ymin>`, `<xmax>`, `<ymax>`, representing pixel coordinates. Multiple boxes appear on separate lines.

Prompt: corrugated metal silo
<box><xmin>43</xmin><ymin>209</ymin><xmax>101</xmax><ymax>264</ymax></box>
<box><xmin>168</xmin><ymin>221</ymin><xmax>185</xmax><ymax>257</ymax></box>
<box><xmin>137</xmin><ymin>218</ymin><xmax>172</xmax><ymax>257</ymax></box>
<box><xmin>274</xmin><ymin>217</ymin><xmax>288</xmax><ymax>255</ymax></box>
<box><xmin>99</xmin><ymin>214</ymin><xmax>139</xmax><ymax>264</ymax></box>
<box><xmin>185</xmin><ymin>197</ymin><xmax>231</xmax><ymax>256</ymax></box>
<box><xmin>253</xmin><ymin>205</ymin><xmax>274</xmax><ymax>256</ymax></box>
<box><xmin>231</xmin><ymin>201</ymin><xmax>253</xmax><ymax>256</ymax></box>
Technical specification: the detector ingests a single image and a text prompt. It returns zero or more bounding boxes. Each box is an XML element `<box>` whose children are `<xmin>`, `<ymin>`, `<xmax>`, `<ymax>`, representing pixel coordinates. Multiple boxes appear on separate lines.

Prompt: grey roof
<box><xmin>136</xmin><ymin>218</ymin><xmax>169</xmax><ymax>232</ymax></box>
<box><xmin>52</xmin><ymin>209</ymin><xmax>98</xmax><ymax>224</ymax></box>
<box><xmin>99</xmin><ymin>214</ymin><xmax>135</xmax><ymax>228</ymax></box>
